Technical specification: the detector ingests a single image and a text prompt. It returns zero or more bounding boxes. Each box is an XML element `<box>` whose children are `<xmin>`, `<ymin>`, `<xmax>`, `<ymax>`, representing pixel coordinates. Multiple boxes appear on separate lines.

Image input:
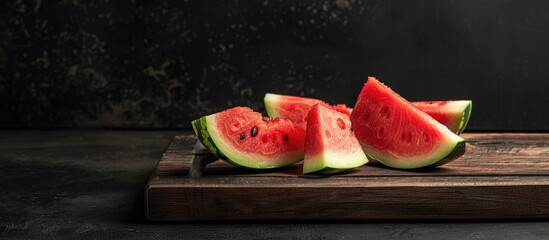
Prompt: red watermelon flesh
<box><xmin>264</xmin><ymin>93</ymin><xmax>470</xmax><ymax>134</ymax></box>
<box><xmin>192</xmin><ymin>107</ymin><xmax>306</xmax><ymax>169</ymax></box>
<box><xmin>264</xmin><ymin>93</ymin><xmax>352</xmax><ymax>127</ymax></box>
<box><xmin>411</xmin><ymin>101</ymin><xmax>472</xmax><ymax>134</ymax></box>
<box><xmin>303</xmin><ymin>104</ymin><xmax>368</xmax><ymax>174</ymax></box>
<box><xmin>350</xmin><ymin>77</ymin><xmax>465</xmax><ymax>169</ymax></box>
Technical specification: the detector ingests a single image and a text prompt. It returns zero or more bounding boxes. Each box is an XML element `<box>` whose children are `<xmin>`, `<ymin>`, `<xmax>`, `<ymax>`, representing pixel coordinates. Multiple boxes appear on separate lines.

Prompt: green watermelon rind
<box><xmin>192</xmin><ymin>115</ymin><xmax>304</xmax><ymax>169</ymax></box>
<box><xmin>264</xmin><ymin>93</ymin><xmax>279</xmax><ymax>118</ymax></box>
<box><xmin>303</xmin><ymin>150</ymin><xmax>369</xmax><ymax>174</ymax></box>
<box><xmin>433</xmin><ymin>140</ymin><xmax>466</xmax><ymax>166</ymax></box>
<box><xmin>306</xmin><ymin>166</ymin><xmax>352</xmax><ymax>175</ymax></box>
<box><xmin>305</xmin><ymin>166</ymin><xmax>351</xmax><ymax>175</ymax></box>
<box><xmin>455</xmin><ymin>101</ymin><xmax>472</xmax><ymax>135</ymax></box>
<box><xmin>191</xmin><ymin>117</ymin><xmax>230</xmax><ymax>162</ymax></box>
<box><xmin>363</xmin><ymin>139</ymin><xmax>466</xmax><ymax>169</ymax></box>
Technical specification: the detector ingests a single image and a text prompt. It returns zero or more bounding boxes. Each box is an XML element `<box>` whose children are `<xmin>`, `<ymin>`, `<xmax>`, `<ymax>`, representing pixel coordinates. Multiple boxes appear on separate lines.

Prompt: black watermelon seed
<box><xmin>251</xmin><ymin>127</ymin><xmax>258</xmax><ymax>137</ymax></box>
<box><xmin>239</xmin><ymin>133</ymin><xmax>246</xmax><ymax>140</ymax></box>
<box><xmin>284</xmin><ymin>134</ymin><xmax>289</xmax><ymax>141</ymax></box>
<box><xmin>350</xmin><ymin>127</ymin><xmax>353</xmax><ymax>132</ymax></box>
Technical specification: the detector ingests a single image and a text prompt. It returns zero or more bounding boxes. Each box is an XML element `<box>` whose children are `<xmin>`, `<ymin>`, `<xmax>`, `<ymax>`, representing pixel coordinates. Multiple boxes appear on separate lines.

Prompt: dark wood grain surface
<box><xmin>3</xmin><ymin>131</ymin><xmax>549</xmax><ymax>239</ymax></box>
<box><xmin>146</xmin><ymin>133</ymin><xmax>549</xmax><ymax>221</ymax></box>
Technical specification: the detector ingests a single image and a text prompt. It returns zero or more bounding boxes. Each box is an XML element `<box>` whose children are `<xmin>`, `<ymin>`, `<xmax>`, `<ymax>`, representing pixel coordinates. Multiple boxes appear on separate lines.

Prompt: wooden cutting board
<box><xmin>145</xmin><ymin>133</ymin><xmax>549</xmax><ymax>221</ymax></box>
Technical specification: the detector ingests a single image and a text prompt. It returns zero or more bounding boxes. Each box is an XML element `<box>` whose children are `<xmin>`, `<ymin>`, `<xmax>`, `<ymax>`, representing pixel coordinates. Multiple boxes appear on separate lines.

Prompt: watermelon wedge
<box><xmin>303</xmin><ymin>104</ymin><xmax>368</xmax><ymax>174</ymax></box>
<box><xmin>264</xmin><ymin>93</ymin><xmax>352</xmax><ymax>127</ymax></box>
<box><xmin>411</xmin><ymin>101</ymin><xmax>472</xmax><ymax>134</ymax></box>
<box><xmin>192</xmin><ymin>107</ymin><xmax>306</xmax><ymax>169</ymax></box>
<box><xmin>350</xmin><ymin>77</ymin><xmax>465</xmax><ymax>169</ymax></box>
<box><xmin>264</xmin><ymin>93</ymin><xmax>471</xmax><ymax>134</ymax></box>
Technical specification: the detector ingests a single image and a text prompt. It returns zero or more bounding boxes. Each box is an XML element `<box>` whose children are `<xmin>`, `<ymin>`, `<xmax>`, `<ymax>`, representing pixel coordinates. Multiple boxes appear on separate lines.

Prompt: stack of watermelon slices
<box><xmin>192</xmin><ymin>77</ymin><xmax>471</xmax><ymax>174</ymax></box>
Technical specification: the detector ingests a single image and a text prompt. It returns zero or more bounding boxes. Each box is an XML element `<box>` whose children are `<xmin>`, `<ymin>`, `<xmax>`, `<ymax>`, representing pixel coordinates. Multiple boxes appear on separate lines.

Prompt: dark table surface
<box><xmin>1</xmin><ymin>130</ymin><xmax>548</xmax><ymax>240</ymax></box>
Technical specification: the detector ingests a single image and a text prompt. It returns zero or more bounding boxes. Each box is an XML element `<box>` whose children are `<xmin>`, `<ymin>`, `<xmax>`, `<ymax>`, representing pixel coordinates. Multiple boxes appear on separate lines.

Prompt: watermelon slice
<box><xmin>264</xmin><ymin>93</ymin><xmax>352</xmax><ymax>127</ymax></box>
<box><xmin>411</xmin><ymin>101</ymin><xmax>472</xmax><ymax>134</ymax></box>
<box><xmin>264</xmin><ymin>93</ymin><xmax>471</xmax><ymax>134</ymax></box>
<box><xmin>192</xmin><ymin>107</ymin><xmax>306</xmax><ymax>169</ymax></box>
<box><xmin>303</xmin><ymin>104</ymin><xmax>368</xmax><ymax>174</ymax></box>
<box><xmin>350</xmin><ymin>77</ymin><xmax>465</xmax><ymax>169</ymax></box>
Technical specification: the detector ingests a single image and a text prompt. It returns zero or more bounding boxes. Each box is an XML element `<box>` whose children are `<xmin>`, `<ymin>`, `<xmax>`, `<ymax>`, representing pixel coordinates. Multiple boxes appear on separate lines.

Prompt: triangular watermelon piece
<box><xmin>303</xmin><ymin>104</ymin><xmax>368</xmax><ymax>174</ymax></box>
<box><xmin>350</xmin><ymin>77</ymin><xmax>465</xmax><ymax>169</ymax></box>
<box><xmin>192</xmin><ymin>107</ymin><xmax>306</xmax><ymax>169</ymax></box>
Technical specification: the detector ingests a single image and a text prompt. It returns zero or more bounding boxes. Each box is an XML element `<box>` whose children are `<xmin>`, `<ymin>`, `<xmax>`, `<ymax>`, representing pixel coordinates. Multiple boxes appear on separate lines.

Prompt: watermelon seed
<box><xmin>422</xmin><ymin>131</ymin><xmax>430</xmax><ymax>142</ymax></box>
<box><xmin>381</xmin><ymin>106</ymin><xmax>390</xmax><ymax>118</ymax></box>
<box><xmin>284</xmin><ymin>134</ymin><xmax>289</xmax><ymax>141</ymax></box>
<box><xmin>381</xmin><ymin>106</ymin><xmax>388</xmax><ymax>114</ymax></box>
<box><xmin>377</xmin><ymin>127</ymin><xmax>385</xmax><ymax>138</ymax></box>
<box><xmin>239</xmin><ymin>133</ymin><xmax>246</xmax><ymax>140</ymax></box>
<box><xmin>337</xmin><ymin>118</ymin><xmax>346</xmax><ymax>130</ymax></box>
<box><xmin>251</xmin><ymin>127</ymin><xmax>258</xmax><ymax>137</ymax></box>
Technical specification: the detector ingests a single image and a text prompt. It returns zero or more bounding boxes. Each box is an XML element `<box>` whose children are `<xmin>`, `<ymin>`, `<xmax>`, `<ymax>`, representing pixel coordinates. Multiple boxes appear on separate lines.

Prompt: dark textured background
<box><xmin>1</xmin><ymin>0</ymin><xmax>548</xmax><ymax>130</ymax></box>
